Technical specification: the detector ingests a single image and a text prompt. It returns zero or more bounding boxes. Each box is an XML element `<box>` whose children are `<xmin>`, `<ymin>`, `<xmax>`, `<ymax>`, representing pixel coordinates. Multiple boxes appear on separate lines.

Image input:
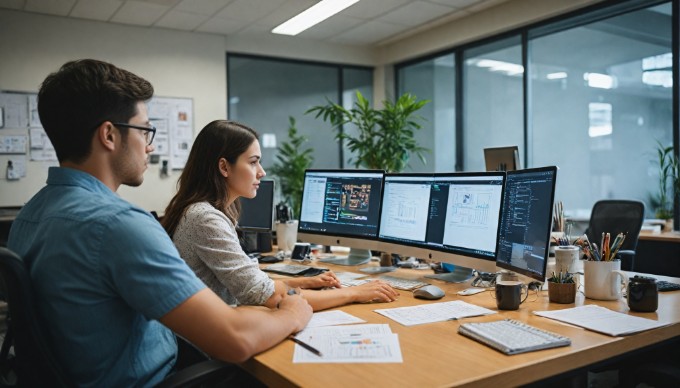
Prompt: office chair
<box><xmin>0</xmin><ymin>247</ymin><xmax>238</xmax><ymax>387</ymax></box>
<box><xmin>584</xmin><ymin>200</ymin><xmax>644</xmax><ymax>271</ymax></box>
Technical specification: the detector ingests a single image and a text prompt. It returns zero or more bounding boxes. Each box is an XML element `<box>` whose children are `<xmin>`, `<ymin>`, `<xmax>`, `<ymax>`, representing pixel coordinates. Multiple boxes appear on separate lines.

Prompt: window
<box><xmin>227</xmin><ymin>54</ymin><xmax>372</xmax><ymax>171</ymax></box>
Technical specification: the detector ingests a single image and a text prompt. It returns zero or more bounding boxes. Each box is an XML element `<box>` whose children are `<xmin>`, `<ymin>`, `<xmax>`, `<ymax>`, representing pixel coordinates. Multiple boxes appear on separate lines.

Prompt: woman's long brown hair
<box><xmin>162</xmin><ymin>120</ymin><xmax>258</xmax><ymax>237</ymax></box>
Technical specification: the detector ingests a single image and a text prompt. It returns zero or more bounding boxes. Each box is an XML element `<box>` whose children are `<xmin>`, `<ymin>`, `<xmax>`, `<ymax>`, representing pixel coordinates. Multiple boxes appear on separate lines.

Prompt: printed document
<box><xmin>534</xmin><ymin>305</ymin><xmax>668</xmax><ymax>336</ymax></box>
<box><xmin>374</xmin><ymin>300</ymin><xmax>496</xmax><ymax>326</ymax></box>
<box><xmin>293</xmin><ymin>324</ymin><xmax>402</xmax><ymax>363</ymax></box>
<box><xmin>305</xmin><ymin>310</ymin><xmax>366</xmax><ymax>328</ymax></box>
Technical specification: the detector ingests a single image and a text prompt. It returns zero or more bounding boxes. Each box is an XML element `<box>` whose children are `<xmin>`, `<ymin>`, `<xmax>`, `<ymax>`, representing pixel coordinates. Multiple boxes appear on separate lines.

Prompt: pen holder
<box><xmin>583</xmin><ymin>260</ymin><xmax>627</xmax><ymax>300</ymax></box>
<box><xmin>548</xmin><ymin>281</ymin><xmax>576</xmax><ymax>304</ymax></box>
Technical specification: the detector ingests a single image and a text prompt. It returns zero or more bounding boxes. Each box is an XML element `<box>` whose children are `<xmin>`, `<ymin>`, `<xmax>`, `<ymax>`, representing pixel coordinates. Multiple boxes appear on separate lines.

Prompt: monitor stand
<box><xmin>425</xmin><ymin>265</ymin><xmax>474</xmax><ymax>283</ymax></box>
<box><xmin>318</xmin><ymin>248</ymin><xmax>372</xmax><ymax>266</ymax></box>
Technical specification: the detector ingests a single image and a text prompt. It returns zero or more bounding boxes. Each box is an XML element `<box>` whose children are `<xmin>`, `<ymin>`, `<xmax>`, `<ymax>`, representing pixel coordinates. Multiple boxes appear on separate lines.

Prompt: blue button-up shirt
<box><xmin>8</xmin><ymin>167</ymin><xmax>205</xmax><ymax>387</ymax></box>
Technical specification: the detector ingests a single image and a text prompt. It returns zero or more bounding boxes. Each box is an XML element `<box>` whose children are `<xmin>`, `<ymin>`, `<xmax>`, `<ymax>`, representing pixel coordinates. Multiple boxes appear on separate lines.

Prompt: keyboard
<box><xmin>458</xmin><ymin>319</ymin><xmax>571</xmax><ymax>355</ymax></box>
<box><xmin>657</xmin><ymin>280</ymin><xmax>680</xmax><ymax>292</ymax></box>
<box><xmin>377</xmin><ymin>275</ymin><xmax>429</xmax><ymax>290</ymax></box>
<box><xmin>263</xmin><ymin>263</ymin><xmax>327</xmax><ymax>276</ymax></box>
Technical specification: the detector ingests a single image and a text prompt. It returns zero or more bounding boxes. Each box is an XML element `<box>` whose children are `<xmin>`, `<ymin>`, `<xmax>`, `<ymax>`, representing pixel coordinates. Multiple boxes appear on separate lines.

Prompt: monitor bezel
<box><xmin>297</xmin><ymin>169</ymin><xmax>385</xmax><ymax>241</ymax></box>
<box><xmin>237</xmin><ymin>179</ymin><xmax>275</xmax><ymax>232</ymax></box>
<box><xmin>495</xmin><ymin>165</ymin><xmax>558</xmax><ymax>282</ymax></box>
<box><xmin>378</xmin><ymin>171</ymin><xmax>506</xmax><ymax>263</ymax></box>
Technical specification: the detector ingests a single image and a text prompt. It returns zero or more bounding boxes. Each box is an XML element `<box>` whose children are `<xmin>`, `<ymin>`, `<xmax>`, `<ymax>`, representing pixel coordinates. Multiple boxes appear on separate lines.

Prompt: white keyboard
<box><xmin>458</xmin><ymin>319</ymin><xmax>571</xmax><ymax>355</ymax></box>
<box><xmin>377</xmin><ymin>275</ymin><xmax>429</xmax><ymax>290</ymax></box>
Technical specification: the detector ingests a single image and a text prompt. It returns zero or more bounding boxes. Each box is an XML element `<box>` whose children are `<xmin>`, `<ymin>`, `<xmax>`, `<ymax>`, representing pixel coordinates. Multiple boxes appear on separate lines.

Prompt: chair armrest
<box><xmin>616</xmin><ymin>250</ymin><xmax>635</xmax><ymax>271</ymax></box>
<box><xmin>155</xmin><ymin>360</ymin><xmax>238</xmax><ymax>388</ymax></box>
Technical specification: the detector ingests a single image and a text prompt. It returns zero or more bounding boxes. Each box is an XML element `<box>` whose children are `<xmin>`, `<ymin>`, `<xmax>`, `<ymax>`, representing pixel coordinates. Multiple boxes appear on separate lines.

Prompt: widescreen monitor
<box><xmin>378</xmin><ymin>172</ymin><xmax>505</xmax><ymax>280</ymax></box>
<box><xmin>238</xmin><ymin>179</ymin><xmax>274</xmax><ymax>253</ymax></box>
<box><xmin>484</xmin><ymin>146</ymin><xmax>521</xmax><ymax>172</ymax></box>
<box><xmin>495</xmin><ymin>166</ymin><xmax>558</xmax><ymax>282</ymax></box>
<box><xmin>298</xmin><ymin>169</ymin><xmax>385</xmax><ymax>264</ymax></box>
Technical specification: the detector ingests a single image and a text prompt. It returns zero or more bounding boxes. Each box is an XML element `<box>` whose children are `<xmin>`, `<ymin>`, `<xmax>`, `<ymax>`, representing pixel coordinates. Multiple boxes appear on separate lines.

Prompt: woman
<box><xmin>162</xmin><ymin>120</ymin><xmax>398</xmax><ymax>311</ymax></box>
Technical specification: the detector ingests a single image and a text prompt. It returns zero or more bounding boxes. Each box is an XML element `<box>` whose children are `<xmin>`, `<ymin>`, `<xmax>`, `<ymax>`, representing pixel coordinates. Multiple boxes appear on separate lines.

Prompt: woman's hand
<box><xmin>350</xmin><ymin>280</ymin><xmax>399</xmax><ymax>303</ymax></box>
<box><xmin>299</xmin><ymin>271</ymin><xmax>341</xmax><ymax>289</ymax></box>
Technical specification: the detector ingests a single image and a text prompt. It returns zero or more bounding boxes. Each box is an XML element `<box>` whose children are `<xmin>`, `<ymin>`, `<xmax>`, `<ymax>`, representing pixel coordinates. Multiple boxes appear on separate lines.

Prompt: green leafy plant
<box><xmin>547</xmin><ymin>271</ymin><xmax>575</xmax><ymax>284</ymax></box>
<box><xmin>654</xmin><ymin>141</ymin><xmax>678</xmax><ymax>219</ymax></box>
<box><xmin>269</xmin><ymin>117</ymin><xmax>314</xmax><ymax>219</ymax></box>
<box><xmin>307</xmin><ymin>91</ymin><xmax>429</xmax><ymax>173</ymax></box>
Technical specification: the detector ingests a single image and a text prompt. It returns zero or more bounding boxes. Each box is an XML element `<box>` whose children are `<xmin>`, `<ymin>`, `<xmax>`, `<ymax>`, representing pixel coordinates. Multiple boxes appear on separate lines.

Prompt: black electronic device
<box><xmin>484</xmin><ymin>146</ymin><xmax>521</xmax><ymax>172</ymax></box>
<box><xmin>298</xmin><ymin>169</ymin><xmax>385</xmax><ymax>265</ymax></box>
<box><xmin>495</xmin><ymin>166</ymin><xmax>558</xmax><ymax>282</ymax></box>
<box><xmin>291</xmin><ymin>243</ymin><xmax>311</xmax><ymax>261</ymax></box>
<box><xmin>238</xmin><ymin>180</ymin><xmax>275</xmax><ymax>253</ymax></box>
<box><xmin>378</xmin><ymin>171</ymin><xmax>506</xmax><ymax>281</ymax></box>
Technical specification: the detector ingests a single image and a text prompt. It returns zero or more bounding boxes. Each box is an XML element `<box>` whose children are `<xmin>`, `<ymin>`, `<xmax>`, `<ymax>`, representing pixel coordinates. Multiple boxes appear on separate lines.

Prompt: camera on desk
<box><xmin>291</xmin><ymin>243</ymin><xmax>312</xmax><ymax>262</ymax></box>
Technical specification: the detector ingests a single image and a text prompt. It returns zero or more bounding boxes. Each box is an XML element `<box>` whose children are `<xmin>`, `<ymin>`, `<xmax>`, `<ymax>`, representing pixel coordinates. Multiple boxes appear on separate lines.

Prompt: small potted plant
<box><xmin>652</xmin><ymin>141</ymin><xmax>678</xmax><ymax>231</ymax></box>
<box><xmin>547</xmin><ymin>271</ymin><xmax>576</xmax><ymax>304</ymax></box>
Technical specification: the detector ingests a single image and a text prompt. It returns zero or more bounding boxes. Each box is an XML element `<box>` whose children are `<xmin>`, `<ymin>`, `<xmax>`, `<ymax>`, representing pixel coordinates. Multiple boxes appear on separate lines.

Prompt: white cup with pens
<box><xmin>575</xmin><ymin>232</ymin><xmax>628</xmax><ymax>300</ymax></box>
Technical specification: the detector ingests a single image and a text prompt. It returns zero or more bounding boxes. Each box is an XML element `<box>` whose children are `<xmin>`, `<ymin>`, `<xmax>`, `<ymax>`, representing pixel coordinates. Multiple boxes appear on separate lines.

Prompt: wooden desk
<box><xmin>245</xmin><ymin>260</ymin><xmax>680</xmax><ymax>387</ymax></box>
<box><xmin>637</xmin><ymin>231</ymin><xmax>680</xmax><ymax>277</ymax></box>
<box><xmin>639</xmin><ymin>230</ymin><xmax>680</xmax><ymax>243</ymax></box>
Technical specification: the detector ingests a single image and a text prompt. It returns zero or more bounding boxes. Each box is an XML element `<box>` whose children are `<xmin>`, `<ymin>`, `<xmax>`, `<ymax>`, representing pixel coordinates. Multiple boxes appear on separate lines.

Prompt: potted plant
<box><xmin>652</xmin><ymin>141</ymin><xmax>677</xmax><ymax>230</ymax></box>
<box><xmin>269</xmin><ymin>116</ymin><xmax>314</xmax><ymax>220</ymax></box>
<box><xmin>547</xmin><ymin>271</ymin><xmax>576</xmax><ymax>304</ymax></box>
<box><xmin>307</xmin><ymin>91</ymin><xmax>429</xmax><ymax>269</ymax></box>
<box><xmin>306</xmin><ymin>91</ymin><xmax>429</xmax><ymax>172</ymax></box>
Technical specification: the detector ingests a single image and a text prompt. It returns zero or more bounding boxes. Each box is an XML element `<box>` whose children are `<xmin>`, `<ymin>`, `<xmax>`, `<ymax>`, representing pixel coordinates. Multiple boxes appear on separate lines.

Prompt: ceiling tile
<box><xmin>378</xmin><ymin>1</ymin><xmax>455</xmax><ymax>27</ymax></box>
<box><xmin>25</xmin><ymin>0</ymin><xmax>76</xmax><ymax>16</ymax></box>
<box><xmin>196</xmin><ymin>15</ymin><xmax>249</xmax><ymax>35</ymax></box>
<box><xmin>467</xmin><ymin>0</ymin><xmax>509</xmax><ymax>13</ymax></box>
<box><xmin>0</xmin><ymin>0</ymin><xmax>26</xmax><ymax>10</ymax></box>
<box><xmin>330</xmin><ymin>20</ymin><xmax>406</xmax><ymax>45</ymax></box>
<box><xmin>299</xmin><ymin>14</ymin><xmax>365</xmax><ymax>41</ymax></box>
<box><xmin>174</xmin><ymin>0</ymin><xmax>231</xmax><ymax>16</ymax></box>
<box><xmin>155</xmin><ymin>9</ymin><xmax>208</xmax><ymax>30</ymax></box>
<box><xmin>70</xmin><ymin>0</ymin><xmax>123</xmax><ymax>21</ymax></box>
<box><xmin>215</xmin><ymin>0</ymin><xmax>284</xmax><ymax>23</ymax></box>
<box><xmin>341</xmin><ymin>0</ymin><xmax>411</xmax><ymax>20</ymax></box>
<box><xmin>110</xmin><ymin>0</ymin><xmax>169</xmax><ymax>26</ymax></box>
<box><xmin>257</xmin><ymin>0</ymin><xmax>316</xmax><ymax>26</ymax></box>
<box><xmin>426</xmin><ymin>0</ymin><xmax>481</xmax><ymax>8</ymax></box>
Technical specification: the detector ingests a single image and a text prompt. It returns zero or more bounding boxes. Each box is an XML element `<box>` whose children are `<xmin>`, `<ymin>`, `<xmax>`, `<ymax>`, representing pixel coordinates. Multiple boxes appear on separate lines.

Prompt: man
<box><xmin>8</xmin><ymin>59</ymin><xmax>312</xmax><ymax>386</ymax></box>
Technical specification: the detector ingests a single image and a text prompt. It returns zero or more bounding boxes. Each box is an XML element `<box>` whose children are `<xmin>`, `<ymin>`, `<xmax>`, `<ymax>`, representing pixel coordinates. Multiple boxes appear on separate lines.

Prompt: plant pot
<box><xmin>548</xmin><ymin>282</ymin><xmax>576</xmax><ymax>304</ymax></box>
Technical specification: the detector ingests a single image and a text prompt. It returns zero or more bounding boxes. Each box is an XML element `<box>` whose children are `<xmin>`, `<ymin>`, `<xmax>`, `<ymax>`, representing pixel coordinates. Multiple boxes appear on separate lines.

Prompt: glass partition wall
<box><xmin>397</xmin><ymin>0</ymin><xmax>676</xmax><ymax>222</ymax></box>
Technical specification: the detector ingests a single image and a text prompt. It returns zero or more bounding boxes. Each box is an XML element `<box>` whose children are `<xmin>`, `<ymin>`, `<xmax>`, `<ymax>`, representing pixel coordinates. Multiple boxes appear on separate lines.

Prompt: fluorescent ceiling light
<box><xmin>546</xmin><ymin>72</ymin><xmax>568</xmax><ymax>80</ymax></box>
<box><xmin>272</xmin><ymin>0</ymin><xmax>360</xmax><ymax>36</ymax></box>
<box><xmin>584</xmin><ymin>72</ymin><xmax>615</xmax><ymax>89</ymax></box>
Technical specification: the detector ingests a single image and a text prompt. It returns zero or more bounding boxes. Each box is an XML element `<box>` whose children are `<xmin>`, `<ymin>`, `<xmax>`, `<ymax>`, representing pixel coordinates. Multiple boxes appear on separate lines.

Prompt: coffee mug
<box><xmin>627</xmin><ymin>275</ymin><xmax>658</xmax><ymax>312</ymax></box>
<box><xmin>554</xmin><ymin>246</ymin><xmax>579</xmax><ymax>273</ymax></box>
<box><xmin>583</xmin><ymin>260</ymin><xmax>628</xmax><ymax>300</ymax></box>
<box><xmin>493</xmin><ymin>281</ymin><xmax>529</xmax><ymax>310</ymax></box>
<box><xmin>275</xmin><ymin>220</ymin><xmax>299</xmax><ymax>252</ymax></box>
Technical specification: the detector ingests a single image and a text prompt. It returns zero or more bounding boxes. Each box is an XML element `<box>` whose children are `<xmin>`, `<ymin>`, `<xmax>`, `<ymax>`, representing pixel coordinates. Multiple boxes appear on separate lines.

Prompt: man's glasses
<box><xmin>112</xmin><ymin>122</ymin><xmax>157</xmax><ymax>146</ymax></box>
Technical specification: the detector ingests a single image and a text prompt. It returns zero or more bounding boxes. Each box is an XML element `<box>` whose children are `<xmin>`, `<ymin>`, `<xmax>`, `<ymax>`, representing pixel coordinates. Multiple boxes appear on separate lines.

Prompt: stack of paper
<box><xmin>534</xmin><ymin>305</ymin><xmax>668</xmax><ymax>336</ymax></box>
<box><xmin>374</xmin><ymin>300</ymin><xmax>497</xmax><ymax>326</ymax></box>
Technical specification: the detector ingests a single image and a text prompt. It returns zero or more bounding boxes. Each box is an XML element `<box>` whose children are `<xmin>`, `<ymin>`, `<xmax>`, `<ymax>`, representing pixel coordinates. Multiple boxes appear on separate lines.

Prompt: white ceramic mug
<box><xmin>554</xmin><ymin>246</ymin><xmax>579</xmax><ymax>273</ymax></box>
<box><xmin>583</xmin><ymin>260</ymin><xmax>628</xmax><ymax>300</ymax></box>
<box><xmin>275</xmin><ymin>220</ymin><xmax>299</xmax><ymax>252</ymax></box>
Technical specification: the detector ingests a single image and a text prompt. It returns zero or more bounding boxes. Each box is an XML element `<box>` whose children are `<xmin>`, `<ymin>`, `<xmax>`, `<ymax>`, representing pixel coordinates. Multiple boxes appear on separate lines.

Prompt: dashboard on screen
<box><xmin>299</xmin><ymin>170</ymin><xmax>384</xmax><ymax>240</ymax></box>
<box><xmin>378</xmin><ymin>172</ymin><xmax>505</xmax><ymax>261</ymax></box>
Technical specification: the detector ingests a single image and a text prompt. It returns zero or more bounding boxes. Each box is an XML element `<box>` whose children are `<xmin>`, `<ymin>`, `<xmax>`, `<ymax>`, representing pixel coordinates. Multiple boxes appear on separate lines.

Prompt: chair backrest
<box><xmin>0</xmin><ymin>247</ymin><xmax>72</xmax><ymax>387</ymax></box>
<box><xmin>585</xmin><ymin>199</ymin><xmax>645</xmax><ymax>252</ymax></box>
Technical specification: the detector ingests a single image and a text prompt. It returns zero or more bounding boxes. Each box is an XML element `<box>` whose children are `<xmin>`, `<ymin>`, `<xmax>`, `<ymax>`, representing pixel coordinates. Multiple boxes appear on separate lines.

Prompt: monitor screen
<box><xmin>379</xmin><ymin>172</ymin><xmax>505</xmax><ymax>264</ymax></box>
<box><xmin>495</xmin><ymin>166</ymin><xmax>558</xmax><ymax>282</ymax></box>
<box><xmin>298</xmin><ymin>170</ymin><xmax>384</xmax><ymax>245</ymax></box>
<box><xmin>238</xmin><ymin>180</ymin><xmax>275</xmax><ymax>231</ymax></box>
<box><xmin>484</xmin><ymin>146</ymin><xmax>520</xmax><ymax>172</ymax></box>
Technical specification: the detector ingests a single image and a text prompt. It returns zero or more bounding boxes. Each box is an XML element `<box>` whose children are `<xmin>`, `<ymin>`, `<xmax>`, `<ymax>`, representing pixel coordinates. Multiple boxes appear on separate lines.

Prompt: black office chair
<box><xmin>584</xmin><ymin>200</ymin><xmax>645</xmax><ymax>271</ymax></box>
<box><xmin>0</xmin><ymin>247</ymin><xmax>238</xmax><ymax>387</ymax></box>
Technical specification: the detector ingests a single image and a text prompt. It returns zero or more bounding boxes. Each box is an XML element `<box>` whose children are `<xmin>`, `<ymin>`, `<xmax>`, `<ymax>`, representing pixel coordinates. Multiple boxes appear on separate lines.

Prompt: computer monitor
<box><xmin>238</xmin><ymin>179</ymin><xmax>275</xmax><ymax>253</ymax></box>
<box><xmin>484</xmin><ymin>146</ymin><xmax>521</xmax><ymax>172</ymax></box>
<box><xmin>297</xmin><ymin>169</ymin><xmax>385</xmax><ymax>265</ymax></box>
<box><xmin>495</xmin><ymin>166</ymin><xmax>558</xmax><ymax>282</ymax></box>
<box><xmin>378</xmin><ymin>172</ymin><xmax>505</xmax><ymax>281</ymax></box>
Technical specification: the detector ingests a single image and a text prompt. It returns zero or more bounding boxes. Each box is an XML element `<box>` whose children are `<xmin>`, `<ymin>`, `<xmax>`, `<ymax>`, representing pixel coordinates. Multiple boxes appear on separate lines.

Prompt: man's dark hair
<box><xmin>37</xmin><ymin>59</ymin><xmax>154</xmax><ymax>163</ymax></box>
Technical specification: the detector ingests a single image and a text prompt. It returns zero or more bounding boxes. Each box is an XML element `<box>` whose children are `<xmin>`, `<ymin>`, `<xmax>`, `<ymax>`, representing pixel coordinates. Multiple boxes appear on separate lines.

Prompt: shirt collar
<box><xmin>46</xmin><ymin>166</ymin><xmax>116</xmax><ymax>196</ymax></box>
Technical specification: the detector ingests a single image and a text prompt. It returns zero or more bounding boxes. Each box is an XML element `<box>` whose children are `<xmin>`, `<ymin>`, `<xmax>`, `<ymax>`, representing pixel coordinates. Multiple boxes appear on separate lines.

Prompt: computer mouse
<box><xmin>413</xmin><ymin>285</ymin><xmax>445</xmax><ymax>300</ymax></box>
